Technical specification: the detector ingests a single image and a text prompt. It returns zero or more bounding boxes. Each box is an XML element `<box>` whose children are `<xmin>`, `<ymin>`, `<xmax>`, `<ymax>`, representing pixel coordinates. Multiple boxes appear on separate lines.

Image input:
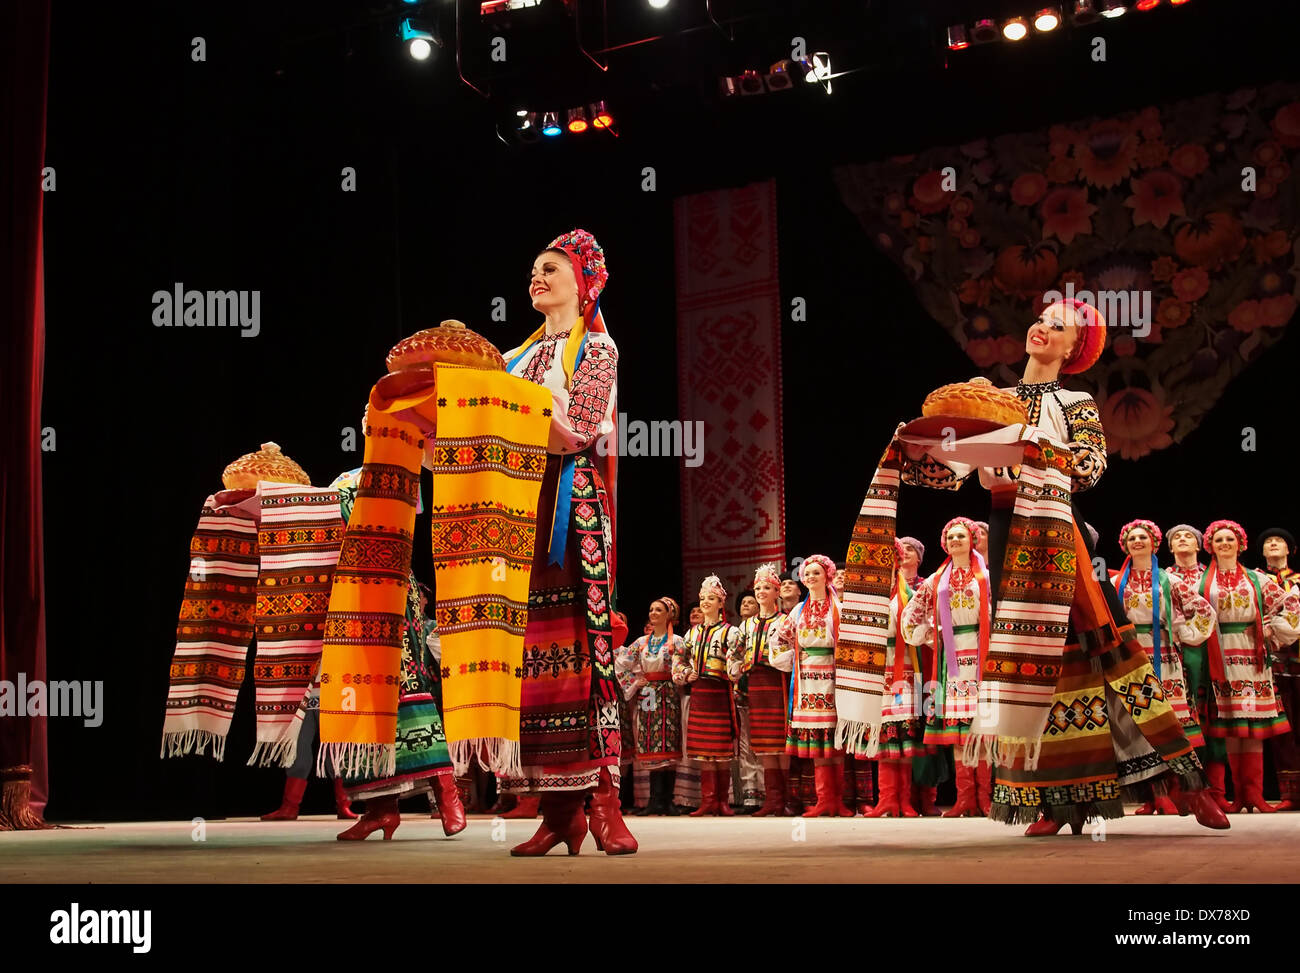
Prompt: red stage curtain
<box><xmin>1</xmin><ymin>1</ymin><xmax>52</xmax><ymax>804</ymax></box>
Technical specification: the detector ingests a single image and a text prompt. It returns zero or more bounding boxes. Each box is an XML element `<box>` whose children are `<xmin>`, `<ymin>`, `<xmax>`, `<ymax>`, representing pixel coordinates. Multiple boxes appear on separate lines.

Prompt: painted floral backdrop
<box><xmin>834</xmin><ymin>81</ymin><xmax>1300</xmax><ymax>459</ymax></box>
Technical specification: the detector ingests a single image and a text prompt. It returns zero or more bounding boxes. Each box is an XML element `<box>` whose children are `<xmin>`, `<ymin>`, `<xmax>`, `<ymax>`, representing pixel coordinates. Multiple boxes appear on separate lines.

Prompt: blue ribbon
<box><xmin>1119</xmin><ymin>556</ymin><xmax>1163</xmax><ymax>681</ymax></box>
<box><xmin>505</xmin><ymin>329</ymin><xmax>590</xmax><ymax>568</ymax></box>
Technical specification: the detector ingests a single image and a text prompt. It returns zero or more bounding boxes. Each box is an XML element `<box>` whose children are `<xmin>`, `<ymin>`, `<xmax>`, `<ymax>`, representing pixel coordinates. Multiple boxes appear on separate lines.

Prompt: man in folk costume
<box><xmin>1161</xmin><ymin>524</ymin><xmax>1230</xmax><ymax>810</ymax></box>
<box><xmin>675</xmin><ymin>575</ymin><xmax>742</xmax><ymax>815</ymax></box>
<box><xmin>901</xmin><ymin>518</ymin><xmax>994</xmax><ymax>817</ymax></box>
<box><xmin>727</xmin><ymin>564</ymin><xmax>794</xmax><ymax>815</ymax></box>
<box><xmin>1107</xmin><ymin>520</ymin><xmax>1214</xmax><ymax>816</ymax></box>
<box><xmin>1258</xmin><ymin>527</ymin><xmax>1300</xmax><ymax>809</ymax></box>
<box><xmin>838</xmin><ymin>299</ymin><xmax>1228</xmax><ymax>837</ymax></box>
<box><xmin>778</xmin><ymin>555</ymin><xmax>851</xmax><ymax>816</ymax></box>
<box><xmin>1199</xmin><ymin>521</ymin><xmax>1300</xmax><ymax>813</ymax></box>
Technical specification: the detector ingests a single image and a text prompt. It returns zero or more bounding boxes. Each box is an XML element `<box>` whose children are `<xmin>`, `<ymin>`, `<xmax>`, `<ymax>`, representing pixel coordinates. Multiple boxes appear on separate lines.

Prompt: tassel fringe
<box><xmin>961</xmin><ymin>733</ymin><xmax>1042</xmax><ymax>770</ymax></box>
<box><xmin>316</xmin><ymin>742</ymin><xmax>396</xmax><ymax>781</ymax></box>
<box><xmin>835</xmin><ymin>720</ymin><xmax>871</xmax><ymax>757</ymax></box>
<box><xmin>0</xmin><ymin>768</ymin><xmax>56</xmax><ymax>831</ymax></box>
<box><xmin>160</xmin><ymin>728</ymin><xmax>227</xmax><ymax>762</ymax></box>
<box><xmin>247</xmin><ymin>735</ymin><xmax>297</xmax><ymax>769</ymax></box>
<box><xmin>449</xmin><ymin>737</ymin><xmax>522</xmax><ymax>779</ymax></box>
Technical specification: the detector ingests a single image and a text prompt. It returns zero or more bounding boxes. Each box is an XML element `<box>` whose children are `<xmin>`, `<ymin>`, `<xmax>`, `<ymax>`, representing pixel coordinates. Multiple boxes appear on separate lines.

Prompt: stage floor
<box><xmin>2</xmin><ymin>811</ymin><xmax>1298</xmax><ymax>883</ymax></box>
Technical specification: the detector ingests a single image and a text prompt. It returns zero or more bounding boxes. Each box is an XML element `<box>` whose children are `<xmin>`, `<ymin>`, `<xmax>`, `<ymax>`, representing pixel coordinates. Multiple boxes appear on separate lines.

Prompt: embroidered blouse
<box><xmin>617</xmin><ymin>632</ymin><xmax>687</xmax><ymax>700</ymax></box>
<box><xmin>728</xmin><ymin>611</ymin><xmax>793</xmax><ymax>680</ymax></box>
<box><xmin>506</xmin><ymin>323</ymin><xmax>618</xmax><ymax>456</ymax></box>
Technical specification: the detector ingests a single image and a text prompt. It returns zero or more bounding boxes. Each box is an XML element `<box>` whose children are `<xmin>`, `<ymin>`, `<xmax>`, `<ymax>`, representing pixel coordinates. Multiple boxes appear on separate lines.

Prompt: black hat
<box><xmin>1259</xmin><ymin>527</ymin><xmax>1296</xmax><ymax>553</ymax></box>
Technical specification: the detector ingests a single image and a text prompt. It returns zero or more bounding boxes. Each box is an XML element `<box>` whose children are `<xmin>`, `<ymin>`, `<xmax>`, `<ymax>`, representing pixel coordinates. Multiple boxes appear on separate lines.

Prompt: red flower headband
<box><xmin>799</xmin><ymin>554</ymin><xmax>837</xmax><ymax>589</ymax></box>
<box><xmin>1203</xmin><ymin>519</ymin><xmax>1247</xmax><ymax>552</ymax></box>
<box><xmin>545</xmin><ymin>228</ymin><xmax>608</xmax><ymax>313</ymax></box>
<box><xmin>1118</xmin><ymin>519</ymin><xmax>1163</xmax><ymax>551</ymax></box>
<box><xmin>940</xmin><ymin>517</ymin><xmax>981</xmax><ymax>554</ymax></box>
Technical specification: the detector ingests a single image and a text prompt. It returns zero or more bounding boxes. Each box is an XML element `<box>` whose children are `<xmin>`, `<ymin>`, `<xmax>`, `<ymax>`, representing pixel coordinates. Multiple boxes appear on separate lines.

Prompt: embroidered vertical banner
<box><xmin>674</xmin><ymin>180</ymin><xmax>786</xmax><ymax>597</ymax></box>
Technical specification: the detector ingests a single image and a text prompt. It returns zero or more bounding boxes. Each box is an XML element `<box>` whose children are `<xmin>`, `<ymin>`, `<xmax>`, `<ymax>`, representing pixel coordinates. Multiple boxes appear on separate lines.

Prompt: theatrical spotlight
<box><xmin>1034</xmin><ymin>7</ymin><xmax>1062</xmax><ymax>30</ymax></box>
<box><xmin>567</xmin><ymin>107</ymin><xmax>589</xmax><ymax>133</ymax></box>
<box><xmin>767</xmin><ymin>60</ymin><xmax>795</xmax><ymax>90</ymax></box>
<box><xmin>1100</xmin><ymin>1</ymin><xmax>1127</xmax><ymax>17</ymax></box>
<box><xmin>1135</xmin><ymin>0</ymin><xmax>1162</xmax><ymax>8</ymax></box>
<box><xmin>1002</xmin><ymin>17</ymin><xmax>1029</xmax><ymax>40</ymax></box>
<box><xmin>589</xmin><ymin>100</ymin><xmax>614</xmax><ymax>128</ymax></box>
<box><xmin>648</xmin><ymin>0</ymin><xmax>671</xmax><ymax>8</ymax></box>
<box><xmin>740</xmin><ymin>69</ymin><xmax>766</xmax><ymax>95</ymax></box>
<box><xmin>517</xmin><ymin>112</ymin><xmax>541</xmax><ymax>143</ymax></box>
<box><xmin>947</xmin><ymin>24</ymin><xmax>971</xmax><ymax>49</ymax></box>
<box><xmin>1170</xmin><ymin>0</ymin><xmax>1190</xmax><ymax>4</ymax></box>
<box><xmin>971</xmin><ymin>18</ymin><xmax>1000</xmax><ymax>42</ymax></box>
<box><xmin>399</xmin><ymin>18</ymin><xmax>437</xmax><ymax>60</ymax></box>
<box><xmin>541</xmin><ymin>111</ymin><xmax>562</xmax><ymax>136</ymax></box>
<box><xmin>1070</xmin><ymin>0</ymin><xmax>1099</xmax><ymax>24</ymax></box>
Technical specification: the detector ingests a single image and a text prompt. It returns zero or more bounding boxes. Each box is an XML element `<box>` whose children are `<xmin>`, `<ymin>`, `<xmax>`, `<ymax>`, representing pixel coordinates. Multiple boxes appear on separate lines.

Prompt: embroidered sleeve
<box><xmin>561</xmin><ymin>340</ymin><xmax>617</xmax><ymax>450</ymax></box>
<box><xmin>672</xmin><ymin>630</ymin><xmax>695</xmax><ymax>684</ymax></box>
<box><xmin>768</xmin><ymin>618</ymin><xmax>795</xmax><ymax>672</ymax></box>
<box><xmin>1261</xmin><ymin>574</ymin><xmax>1300</xmax><ymax>647</ymax></box>
<box><xmin>726</xmin><ymin>623</ymin><xmax>748</xmax><ymax>681</ymax></box>
<box><xmin>1171</xmin><ymin>577</ymin><xmax>1215</xmax><ymax>647</ymax></box>
<box><xmin>616</xmin><ymin>638</ymin><xmax>643</xmax><ymax>701</ymax></box>
<box><xmin>900</xmin><ymin>578</ymin><xmax>936</xmax><ymax>646</ymax></box>
<box><xmin>1062</xmin><ymin>396</ymin><xmax>1107</xmax><ymax>492</ymax></box>
<box><xmin>776</xmin><ymin>608</ymin><xmax>799</xmax><ymax>652</ymax></box>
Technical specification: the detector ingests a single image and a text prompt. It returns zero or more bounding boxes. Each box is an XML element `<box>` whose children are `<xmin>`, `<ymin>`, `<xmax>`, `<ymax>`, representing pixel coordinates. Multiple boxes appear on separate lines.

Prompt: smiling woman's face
<box><xmin>1025</xmin><ymin>302</ymin><xmax>1079</xmax><ymax>366</ymax></box>
<box><xmin>529</xmin><ymin>250</ymin><xmax>580</xmax><ymax>319</ymax></box>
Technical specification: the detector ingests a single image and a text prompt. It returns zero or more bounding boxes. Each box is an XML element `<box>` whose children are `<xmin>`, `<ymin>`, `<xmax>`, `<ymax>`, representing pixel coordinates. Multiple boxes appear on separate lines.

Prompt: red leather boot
<box><xmin>752</xmin><ymin>767</ymin><xmax>787</xmax><ymax>816</ymax></box>
<box><xmin>1205</xmin><ymin>761</ymin><xmax>1232</xmax><ymax>812</ymax></box>
<box><xmin>262</xmin><ymin>776</ymin><xmax>308</xmax><ymax>821</ymax></box>
<box><xmin>1241</xmin><ymin>749</ymin><xmax>1279</xmax><ymax>813</ymax></box>
<box><xmin>431</xmin><ymin>773</ymin><xmax>468</xmax><ymax>836</ymax></box>
<box><xmin>589</xmin><ymin>768</ymin><xmax>639</xmax><ymax>854</ymax></box>
<box><xmin>1024</xmin><ymin>813</ymin><xmax>1082</xmax><ymax>836</ymax></box>
<box><xmin>975</xmin><ymin>761</ymin><xmax>993</xmax><ymax>816</ymax></box>
<box><xmin>864</xmin><ymin>761</ymin><xmax>900</xmax><ymax>817</ymax></box>
<box><xmin>897</xmin><ymin>760</ymin><xmax>919</xmax><ymax>817</ymax></box>
<box><xmin>333</xmin><ymin>778</ymin><xmax>359</xmax><ymax>820</ymax></box>
<box><xmin>337</xmin><ymin>794</ymin><xmax>401</xmax><ymax>841</ymax></box>
<box><xmin>834</xmin><ymin>765</ymin><xmax>856</xmax><ymax>817</ymax></box>
<box><xmin>510</xmin><ymin>791</ymin><xmax>589</xmax><ymax>856</ymax></box>
<box><xmin>919</xmin><ymin>786</ymin><xmax>940</xmax><ymax>816</ymax></box>
<box><xmin>501</xmin><ymin>794</ymin><xmax>541</xmax><ymax>819</ymax></box>
<box><xmin>802</xmin><ymin>764</ymin><xmax>840</xmax><ymax>817</ymax></box>
<box><xmin>944</xmin><ymin>762</ymin><xmax>979</xmax><ymax>818</ymax></box>
<box><xmin>1133</xmin><ymin>799</ymin><xmax>1157</xmax><ymax>815</ymax></box>
<box><xmin>1166</xmin><ymin>775</ymin><xmax>1230</xmax><ymax>829</ymax></box>
<box><xmin>715</xmin><ymin>768</ymin><xmax>735</xmax><ymax>816</ymax></box>
<box><xmin>690</xmin><ymin>766</ymin><xmax>720</xmax><ymax>816</ymax></box>
<box><xmin>1227</xmin><ymin>751</ymin><xmax>1246</xmax><ymax>813</ymax></box>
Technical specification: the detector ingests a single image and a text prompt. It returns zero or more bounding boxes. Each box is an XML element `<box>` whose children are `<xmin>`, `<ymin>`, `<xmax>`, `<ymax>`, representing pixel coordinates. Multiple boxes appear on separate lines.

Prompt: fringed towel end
<box><xmin>449</xmin><ymin>737</ymin><xmax>522</xmax><ymax>779</ymax></box>
<box><xmin>316</xmin><ymin>742</ymin><xmax>395</xmax><ymax>781</ymax></box>
<box><xmin>160</xmin><ymin>728</ymin><xmax>227</xmax><ymax>762</ymax></box>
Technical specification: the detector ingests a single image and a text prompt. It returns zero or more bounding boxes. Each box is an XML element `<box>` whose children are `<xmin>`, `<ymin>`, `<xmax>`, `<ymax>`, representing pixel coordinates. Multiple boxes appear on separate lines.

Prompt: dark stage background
<box><xmin>37</xmin><ymin>0</ymin><xmax>1300</xmax><ymax>820</ymax></box>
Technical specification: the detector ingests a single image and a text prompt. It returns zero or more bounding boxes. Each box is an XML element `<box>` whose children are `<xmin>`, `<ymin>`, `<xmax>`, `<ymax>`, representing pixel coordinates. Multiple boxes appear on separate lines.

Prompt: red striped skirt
<box><xmin>685</xmin><ymin>676</ymin><xmax>738</xmax><ymax>760</ymax></box>
<box><xmin>746</xmin><ymin>665</ymin><xmax>787</xmax><ymax>755</ymax></box>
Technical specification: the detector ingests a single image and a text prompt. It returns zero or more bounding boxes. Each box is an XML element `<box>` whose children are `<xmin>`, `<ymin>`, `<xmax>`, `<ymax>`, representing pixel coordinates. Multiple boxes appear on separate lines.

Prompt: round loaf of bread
<box><xmin>921</xmin><ymin>377</ymin><xmax>1028</xmax><ymax>426</ymax></box>
<box><xmin>386</xmin><ymin>319</ymin><xmax>505</xmax><ymax>373</ymax></box>
<box><xmin>222</xmin><ymin>442</ymin><xmax>311</xmax><ymax>490</ymax></box>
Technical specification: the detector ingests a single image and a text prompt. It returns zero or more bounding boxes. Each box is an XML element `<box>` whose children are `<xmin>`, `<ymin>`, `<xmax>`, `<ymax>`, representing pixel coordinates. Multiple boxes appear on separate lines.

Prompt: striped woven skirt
<box><xmin>632</xmin><ymin>672</ymin><xmax>683</xmax><ymax>766</ymax></box>
<box><xmin>989</xmin><ymin>508</ymin><xmax>1203</xmax><ymax>826</ymax></box>
<box><xmin>1206</xmin><ymin>622</ymin><xmax>1291</xmax><ymax>740</ymax></box>
<box><xmin>745</xmin><ymin>665</ymin><xmax>788</xmax><ymax>755</ymax></box>
<box><xmin>684</xmin><ymin>676</ymin><xmax>738</xmax><ymax>761</ymax></box>
<box><xmin>500</xmin><ymin>455</ymin><xmax>621</xmax><ymax>792</ymax></box>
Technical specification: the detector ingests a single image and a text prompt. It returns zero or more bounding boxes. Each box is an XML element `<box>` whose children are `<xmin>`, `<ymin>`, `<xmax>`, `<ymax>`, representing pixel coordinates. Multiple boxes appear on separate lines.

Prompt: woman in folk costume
<box><xmin>617</xmin><ymin>597</ymin><xmax>687</xmax><ymax>816</ymax></box>
<box><xmin>675</xmin><ymin>575</ymin><xmax>742</xmax><ymax>815</ymax></box>
<box><xmin>1198</xmin><ymin>520</ymin><xmax>1300</xmax><ymax>813</ymax></box>
<box><xmin>727</xmin><ymin>564</ymin><xmax>794</xmax><ymax>815</ymax></box>
<box><xmin>1257</xmin><ymin>527</ymin><xmax>1300</xmax><ymax>810</ymax></box>
<box><xmin>499</xmin><ymin>229</ymin><xmax>636</xmax><ymax>857</ymax></box>
<box><xmin>900</xmin><ymin>518</ymin><xmax>993</xmax><ymax>818</ymax></box>
<box><xmin>326</xmin><ymin>468</ymin><xmax>467</xmax><ymax>841</ymax></box>
<box><xmin>891</xmin><ymin>536</ymin><xmax>939</xmax><ymax>816</ymax></box>
<box><xmin>887</xmin><ymin>299</ymin><xmax>1226</xmax><ymax>835</ymax></box>
<box><xmin>1107</xmin><ymin>520</ymin><xmax>1214</xmax><ymax>815</ymax></box>
<box><xmin>778</xmin><ymin>555</ymin><xmax>850</xmax><ymax>816</ymax></box>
